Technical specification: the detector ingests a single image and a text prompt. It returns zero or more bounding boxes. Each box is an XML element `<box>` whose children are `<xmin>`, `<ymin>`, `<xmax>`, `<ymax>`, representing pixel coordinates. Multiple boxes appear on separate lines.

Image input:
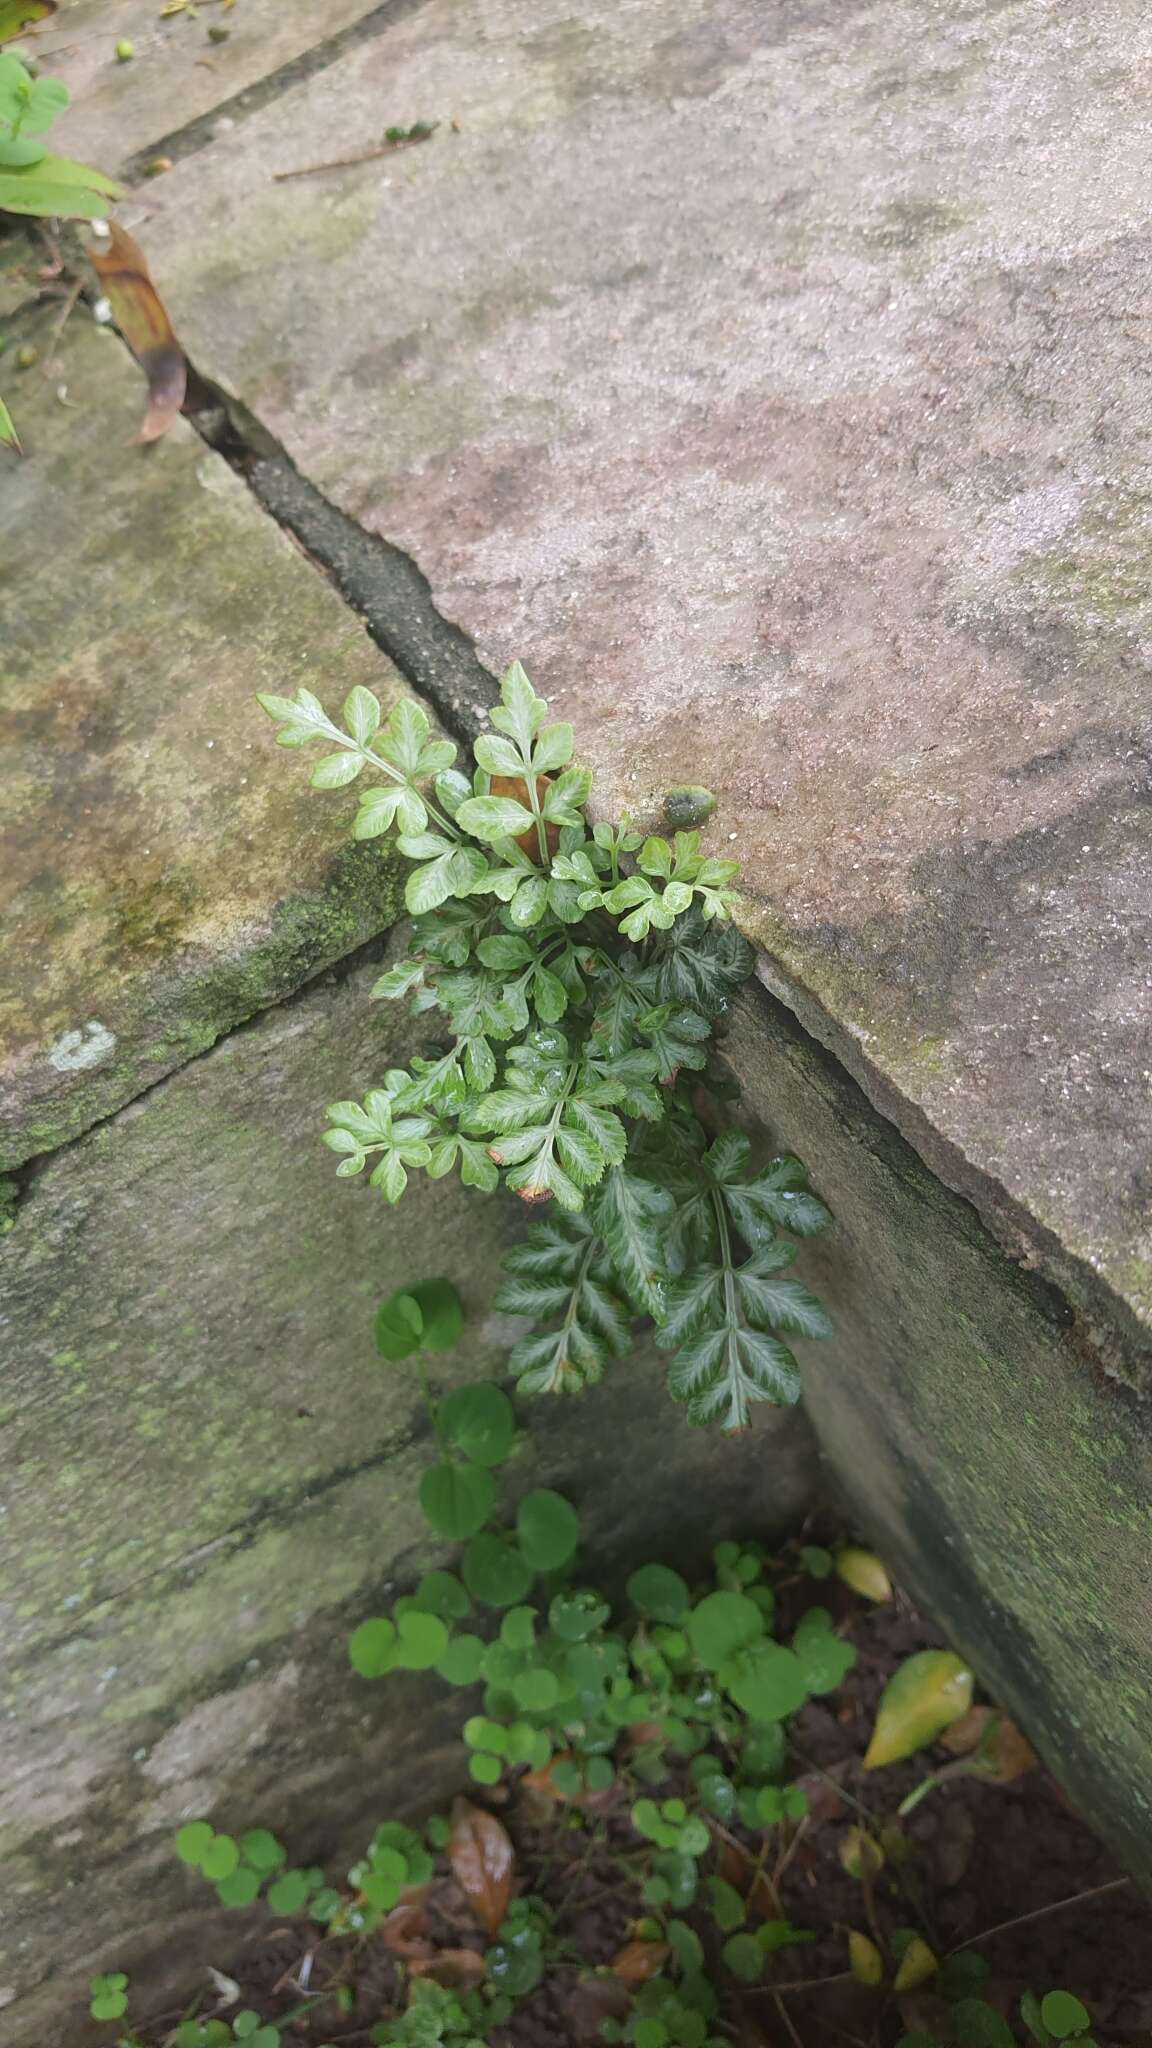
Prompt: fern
<box><xmin>260</xmin><ymin>660</ymin><xmax>832</xmax><ymax>1429</ymax></box>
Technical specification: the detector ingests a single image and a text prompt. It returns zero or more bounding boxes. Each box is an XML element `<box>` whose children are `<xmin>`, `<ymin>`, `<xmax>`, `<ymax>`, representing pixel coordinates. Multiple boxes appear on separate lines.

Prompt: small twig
<box><xmin>951</xmin><ymin>1876</ymin><xmax>1131</xmax><ymax>1952</ymax></box>
<box><xmin>752</xmin><ymin>1968</ymin><xmax>857</xmax><ymax>1996</ymax></box>
<box><xmin>273</xmin><ymin>129</ymin><xmax>437</xmax><ymax>183</ymax></box>
<box><xmin>40</xmin><ymin>272</ymin><xmax>83</xmax><ymax>377</ymax></box>
<box><xmin>771</xmin><ymin>1814</ymin><xmax>809</xmax><ymax>1891</ymax></box>
<box><xmin>773</xmin><ymin>1990</ymin><xmax>805</xmax><ymax>2048</ymax></box>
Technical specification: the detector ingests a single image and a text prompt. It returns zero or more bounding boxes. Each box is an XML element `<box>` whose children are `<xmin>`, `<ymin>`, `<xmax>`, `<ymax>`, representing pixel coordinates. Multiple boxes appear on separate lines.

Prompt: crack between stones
<box><xmin>119</xmin><ymin>0</ymin><xmax>434</xmax><ymax>184</ymax></box>
<box><xmin>185</xmin><ymin>367</ymin><xmax>499</xmax><ymax>749</ymax></box>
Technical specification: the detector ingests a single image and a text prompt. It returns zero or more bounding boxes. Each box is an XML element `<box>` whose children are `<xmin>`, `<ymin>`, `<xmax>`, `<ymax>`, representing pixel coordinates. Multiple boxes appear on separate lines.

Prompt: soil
<box><xmin>137</xmin><ymin>1587</ymin><xmax>1152</xmax><ymax>2048</ymax></box>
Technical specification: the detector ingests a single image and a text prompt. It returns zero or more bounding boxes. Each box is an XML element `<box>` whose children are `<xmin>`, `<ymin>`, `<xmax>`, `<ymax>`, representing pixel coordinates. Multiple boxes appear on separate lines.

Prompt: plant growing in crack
<box><xmin>258</xmin><ymin>661</ymin><xmax>833</xmax><ymax>1430</ymax></box>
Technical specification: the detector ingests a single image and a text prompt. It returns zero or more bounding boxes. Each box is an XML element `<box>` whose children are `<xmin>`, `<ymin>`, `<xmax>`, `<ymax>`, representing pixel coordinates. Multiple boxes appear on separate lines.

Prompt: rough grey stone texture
<box><xmin>146</xmin><ymin>0</ymin><xmax>1152</xmax><ymax>1369</ymax></box>
<box><xmin>0</xmin><ymin>309</ymin><xmax>418</xmax><ymax>1170</ymax></box>
<box><xmin>724</xmin><ymin>976</ymin><xmax>1152</xmax><ymax>1889</ymax></box>
<box><xmin>2</xmin><ymin>947</ymin><xmax>818</xmax><ymax>2042</ymax></box>
<box><xmin>31</xmin><ymin>0</ymin><xmax>380</xmax><ymax>172</ymax></box>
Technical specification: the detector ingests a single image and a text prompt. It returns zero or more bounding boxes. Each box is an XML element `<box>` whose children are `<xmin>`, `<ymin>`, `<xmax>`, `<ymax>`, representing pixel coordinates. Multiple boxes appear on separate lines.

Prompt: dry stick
<box><xmin>273</xmin><ymin>132</ymin><xmax>436</xmax><ymax>182</ymax></box>
<box><xmin>773</xmin><ymin>1990</ymin><xmax>806</xmax><ymax>2048</ymax></box>
<box><xmin>952</xmin><ymin>1875</ymin><xmax>1131</xmax><ymax>1952</ymax></box>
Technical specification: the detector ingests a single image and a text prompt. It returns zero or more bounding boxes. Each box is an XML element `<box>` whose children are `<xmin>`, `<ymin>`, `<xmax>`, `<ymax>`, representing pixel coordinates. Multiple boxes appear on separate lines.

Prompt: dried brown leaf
<box><xmin>380</xmin><ymin>1895</ymin><xmax>433</xmax><ymax>1959</ymax></box>
<box><xmin>611</xmin><ymin>1941</ymin><xmax>670</xmax><ymax>1984</ymax></box>
<box><xmin>87</xmin><ymin>223</ymin><xmax>186</xmax><ymax>441</ymax></box>
<box><xmin>408</xmin><ymin>1948</ymin><xmax>486</xmax><ymax>1993</ymax></box>
<box><xmin>939</xmin><ymin>1706</ymin><xmax>1038</xmax><ymax>1782</ymax></box>
<box><xmin>448</xmin><ymin>1797</ymin><xmax>514</xmax><ymax>1937</ymax></box>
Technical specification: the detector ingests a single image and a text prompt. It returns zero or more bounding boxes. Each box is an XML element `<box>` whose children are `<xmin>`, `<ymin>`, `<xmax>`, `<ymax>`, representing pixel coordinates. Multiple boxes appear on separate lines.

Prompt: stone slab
<box><xmin>1</xmin><ymin>944</ymin><xmax>817</xmax><ymax>2037</ymax></box>
<box><xmin>0</xmin><ymin>307</ymin><xmax>421</xmax><ymax>1171</ymax></box>
<box><xmin>725</xmin><ymin>974</ymin><xmax>1152</xmax><ymax>1891</ymax></box>
<box><xmin>24</xmin><ymin>0</ymin><xmax>379</xmax><ymax>173</ymax></box>
<box><xmin>146</xmin><ymin>0</ymin><xmax>1152</xmax><ymax>1366</ymax></box>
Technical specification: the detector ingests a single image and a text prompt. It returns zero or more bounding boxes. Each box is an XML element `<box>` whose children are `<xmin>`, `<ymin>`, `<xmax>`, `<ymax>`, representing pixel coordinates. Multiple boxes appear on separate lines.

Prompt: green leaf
<box><xmin>722</xmin><ymin>1932</ymin><xmax>764</xmax><ymax>1982</ymax></box>
<box><xmin>721</xmin><ymin>1642</ymin><xmax>808</xmax><ymax>1721</ymax></box>
<box><xmin>267</xmin><ymin>1869</ymin><xmax>311</xmax><ymax>1916</ymax></box>
<box><xmin>343</xmin><ymin>684</ymin><xmax>381</xmax><ymax>743</ymax></box>
<box><xmin>419</xmin><ymin>1462</ymin><xmax>496</xmax><ymax>1539</ymax></box>
<box><xmin>405</xmin><ymin>852</ymin><xmax>459</xmax><ymax>915</ymax></box>
<box><xmin>310</xmin><ymin>749</ymin><xmax>363</xmax><ymax>788</ymax></box>
<box><xmin>0</xmin><ymin>394</ymin><xmax>18</xmax><ymax>452</ymax></box>
<box><xmin>0</xmin><ymin>149</ymin><xmax>122</xmax><ymax>218</ymax></box>
<box><xmin>393</xmin><ymin>1610</ymin><xmax>450</xmax><ymax>1670</ymax></box>
<box><xmin>200</xmin><ymin>1834</ymin><xmax>239</xmax><ymax>1882</ymax></box>
<box><xmin>436</xmin><ymin>1633</ymin><xmax>487</xmax><ymax>1685</ymax></box>
<box><xmin>951</xmin><ymin>2000</ymin><xmax>1015</xmax><ymax>2048</ymax></box>
<box><xmin>438</xmin><ymin>1383</ymin><xmax>516</xmax><ymax>1466</ymax></box>
<box><xmin>456</xmin><ymin>794</ymin><xmax>536</xmax><ymax>841</ymax></box>
<box><xmin>791</xmin><ymin>1608</ymin><xmax>857</xmax><ymax>1693</ymax></box>
<box><xmin>723</xmin><ymin>1154</ymin><xmax>833</xmax><ymax>1241</ymax></box>
<box><xmin>407</xmin><ymin>1276</ymin><xmax>464</xmax><ymax>1352</ymax></box>
<box><xmin>462</xmin><ymin>1533</ymin><xmax>535</xmax><ymax>1607</ymax></box>
<box><xmin>686</xmin><ymin>1591</ymin><xmax>764</xmax><ymax>1670</ymax></box>
<box><xmin>512</xmin><ymin>1667</ymin><xmax>560</xmax><ymax>1712</ymax></box>
<box><xmin>490</xmin><ymin>659</ymin><xmax>547</xmax><ymax>750</ymax></box>
<box><xmin>627</xmin><ymin>1563</ymin><xmax>690</xmax><ymax>1623</ymax></box>
<box><xmin>349</xmin><ymin>1617</ymin><xmax>398</xmax><ymax>1678</ymax></box>
<box><xmin>175</xmin><ymin>1820</ymin><xmax>214</xmax><ymax>1866</ymax></box>
<box><xmin>864</xmin><ymin>1650</ymin><xmax>974</xmax><ymax>1768</ymax></box>
<box><xmin>1039</xmin><ymin>1993</ymin><xmax>1092</xmax><ymax>2040</ymax></box>
<box><xmin>374</xmin><ymin>1290</ymin><xmax>424</xmax><ymax>1360</ymax></box>
<box><xmin>516</xmin><ymin>1488</ymin><xmax>579</xmax><ymax>1570</ymax></box>
<box><xmin>708</xmin><ymin>1878</ymin><xmax>746</xmax><ymax>1932</ymax></box>
<box><xmin>239</xmin><ymin>1829</ymin><xmax>286</xmax><ymax>1872</ymax></box>
<box><xmin>591</xmin><ymin>1167</ymin><xmax>675</xmax><ymax>1318</ymax></box>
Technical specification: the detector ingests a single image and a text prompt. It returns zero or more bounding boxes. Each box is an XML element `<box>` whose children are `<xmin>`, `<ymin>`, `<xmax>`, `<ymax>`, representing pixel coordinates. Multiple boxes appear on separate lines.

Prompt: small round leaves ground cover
<box><xmin>407</xmin><ymin>1276</ymin><xmax>464</xmax><ymax>1351</ymax></box>
<box><xmin>686</xmin><ymin>1590</ymin><xmax>763</xmax><ymax>1668</ymax></box>
<box><xmin>375</xmin><ymin>1289</ymin><xmax>424</xmax><ymax>1360</ymax></box>
<box><xmin>420</xmin><ymin>1460</ymin><xmax>496</xmax><ymax>1538</ymax></box>
<box><xmin>516</xmin><ymin>1488</ymin><xmax>579</xmax><ymax>1570</ymax></box>
<box><xmin>462</xmin><ymin>1532</ymin><xmax>535</xmax><ymax>1607</ymax></box>
<box><xmin>436</xmin><ymin>1633</ymin><xmax>487</xmax><ymax>1685</ymax></box>
<box><xmin>628</xmin><ymin>1562</ymin><xmax>690</xmax><ymax>1622</ymax></box>
<box><xmin>438</xmin><ymin>1382</ymin><xmax>515</xmax><ymax>1465</ymax></box>
<box><xmin>349</xmin><ymin>1616</ymin><xmax>397</xmax><ymax>1677</ymax></box>
<box><xmin>393</xmin><ymin>1609</ymin><xmax>449</xmax><ymax>1670</ymax></box>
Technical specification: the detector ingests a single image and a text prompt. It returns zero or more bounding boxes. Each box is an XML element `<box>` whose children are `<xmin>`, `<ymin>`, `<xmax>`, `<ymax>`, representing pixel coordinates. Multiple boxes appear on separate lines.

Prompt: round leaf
<box><xmin>393</xmin><ymin>1610</ymin><xmax>450</xmax><ymax>1670</ymax></box>
<box><xmin>438</xmin><ymin>1383</ymin><xmax>516</xmax><ymax>1466</ymax></box>
<box><xmin>175</xmin><ymin>1820</ymin><xmax>214</xmax><ymax>1867</ymax></box>
<box><xmin>1040</xmin><ymin>1993</ymin><xmax>1092</xmax><ymax>2040</ymax></box>
<box><xmin>239</xmin><ymin>1829</ymin><xmax>285</xmax><ymax>1872</ymax></box>
<box><xmin>516</xmin><ymin>1489</ymin><xmax>580</xmax><ymax>1571</ymax></box>
<box><xmin>200</xmin><ymin>1834</ymin><xmax>238</xmax><ymax>1882</ymax></box>
<box><xmin>267</xmin><ymin>1869</ymin><xmax>311</xmax><ymax>1916</ymax></box>
<box><xmin>436</xmin><ymin>1633</ymin><xmax>488</xmax><ymax>1686</ymax></box>
<box><xmin>348</xmin><ymin>1616</ymin><xmax>397</xmax><ymax>1678</ymax></box>
<box><xmin>627</xmin><ymin>1563</ymin><xmax>690</xmax><ymax>1623</ymax></box>
<box><xmin>686</xmin><ymin>1590</ymin><xmax>764</xmax><ymax>1670</ymax></box>
<box><xmin>721</xmin><ymin>1642</ymin><xmax>808</xmax><ymax>1722</ymax></box>
<box><xmin>216</xmin><ymin>1866</ymin><xmax>263</xmax><ymax>1908</ymax></box>
<box><xmin>413</xmin><ymin>1570</ymin><xmax>470</xmax><ymax>1620</ymax></box>
<box><xmin>512</xmin><ymin>1667</ymin><xmax>560</xmax><ymax>1712</ymax></box>
<box><xmin>419</xmin><ymin>1461</ymin><xmax>496</xmax><ymax>1539</ymax></box>
<box><xmin>374</xmin><ymin>1290</ymin><xmax>423</xmax><ymax>1360</ymax></box>
<box><xmin>408</xmin><ymin>1277</ymin><xmax>464</xmax><ymax>1352</ymax></box>
<box><xmin>462</xmin><ymin>1533</ymin><xmax>535</xmax><ymax>1608</ymax></box>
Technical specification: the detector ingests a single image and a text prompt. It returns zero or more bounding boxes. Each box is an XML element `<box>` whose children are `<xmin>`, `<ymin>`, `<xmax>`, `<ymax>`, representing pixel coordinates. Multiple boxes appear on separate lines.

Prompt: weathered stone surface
<box><xmin>148</xmin><ymin>0</ymin><xmax>1152</xmax><ymax>1367</ymax></box>
<box><xmin>724</xmin><ymin>976</ymin><xmax>1152</xmax><ymax>1887</ymax></box>
<box><xmin>2</xmin><ymin>945</ymin><xmax>818</xmax><ymax>2040</ymax></box>
<box><xmin>0</xmin><ymin>308</ymin><xmax>418</xmax><ymax>1170</ymax></box>
<box><xmin>31</xmin><ymin>0</ymin><xmax>379</xmax><ymax>172</ymax></box>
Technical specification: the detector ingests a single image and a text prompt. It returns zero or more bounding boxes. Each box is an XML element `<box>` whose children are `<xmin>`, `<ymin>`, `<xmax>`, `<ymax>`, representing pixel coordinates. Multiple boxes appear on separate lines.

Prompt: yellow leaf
<box><xmin>863</xmin><ymin>1650</ymin><xmax>974</xmax><ymax>1769</ymax></box>
<box><xmin>835</xmin><ymin>1545</ymin><xmax>892</xmax><ymax>1602</ymax></box>
<box><xmin>893</xmin><ymin>1937</ymin><xmax>938</xmax><ymax>1991</ymax></box>
<box><xmin>838</xmin><ymin>1826</ymin><xmax>884</xmax><ymax>1879</ymax></box>
<box><xmin>0</xmin><ymin>394</ymin><xmax>20</xmax><ymax>454</ymax></box>
<box><xmin>848</xmin><ymin>1930</ymin><xmax>884</xmax><ymax>1986</ymax></box>
<box><xmin>0</xmin><ymin>0</ymin><xmax>55</xmax><ymax>48</ymax></box>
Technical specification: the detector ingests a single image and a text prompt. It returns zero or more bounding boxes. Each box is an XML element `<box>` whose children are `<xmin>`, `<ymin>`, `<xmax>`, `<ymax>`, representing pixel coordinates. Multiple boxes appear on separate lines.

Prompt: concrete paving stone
<box><xmin>143</xmin><ymin>0</ymin><xmax>1152</xmax><ymax>1363</ymax></box>
<box><xmin>0</xmin><ymin>305</ymin><xmax>424</xmax><ymax>1170</ymax></box>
